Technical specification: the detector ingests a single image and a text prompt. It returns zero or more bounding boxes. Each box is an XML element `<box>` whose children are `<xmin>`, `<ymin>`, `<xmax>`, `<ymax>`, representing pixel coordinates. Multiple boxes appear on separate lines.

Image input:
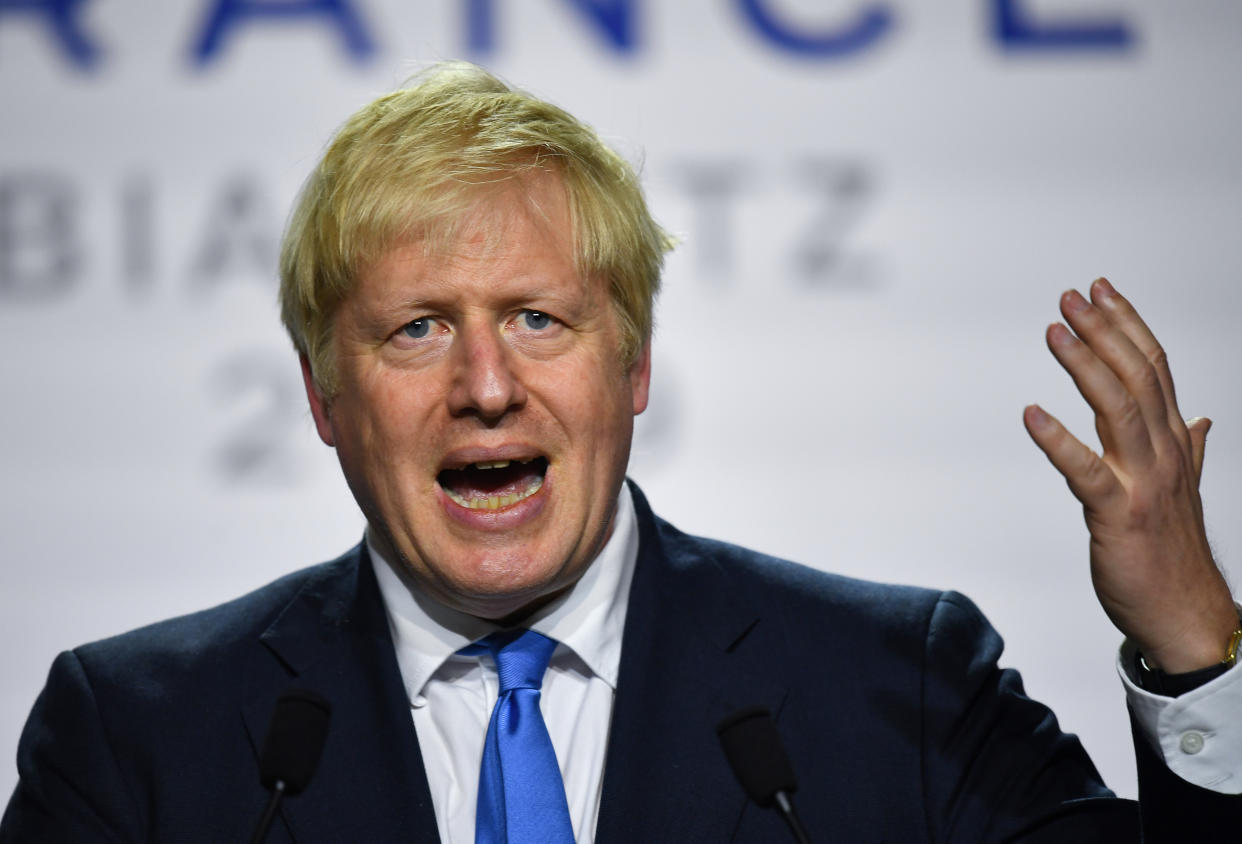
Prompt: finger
<box><xmin>1059</xmin><ymin>288</ymin><xmax>1174</xmax><ymax>456</ymax></box>
<box><xmin>1187</xmin><ymin>416</ymin><xmax>1211</xmax><ymax>482</ymax></box>
<box><xmin>1045</xmin><ymin>321</ymin><xmax>1155</xmax><ymax>467</ymax></box>
<box><xmin>1024</xmin><ymin>403</ymin><xmax>1124</xmax><ymax>506</ymax></box>
<box><xmin>1089</xmin><ymin>278</ymin><xmax>1191</xmax><ymax>454</ymax></box>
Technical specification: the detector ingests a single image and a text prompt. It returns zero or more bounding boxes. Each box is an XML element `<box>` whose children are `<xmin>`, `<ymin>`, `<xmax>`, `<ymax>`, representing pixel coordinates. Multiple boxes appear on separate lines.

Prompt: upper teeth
<box><xmin>473</xmin><ymin>460</ymin><xmax>511</xmax><ymax>470</ymax></box>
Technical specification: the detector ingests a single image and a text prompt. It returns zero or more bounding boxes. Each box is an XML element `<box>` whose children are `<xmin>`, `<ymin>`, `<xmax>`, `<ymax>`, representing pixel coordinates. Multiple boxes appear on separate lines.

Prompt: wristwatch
<box><xmin>1135</xmin><ymin>623</ymin><xmax>1242</xmax><ymax>697</ymax></box>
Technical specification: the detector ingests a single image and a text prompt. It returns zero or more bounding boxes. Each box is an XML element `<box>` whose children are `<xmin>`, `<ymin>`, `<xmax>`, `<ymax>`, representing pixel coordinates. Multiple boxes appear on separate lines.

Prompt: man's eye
<box><xmin>401</xmin><ymin>318</ymin><xmax>435</xmax><ymax>339</ymax></box>
<box><xmin>519</xmin><ymin>310</ymin><xmax>552</xmax><ymax>331</ymax></box>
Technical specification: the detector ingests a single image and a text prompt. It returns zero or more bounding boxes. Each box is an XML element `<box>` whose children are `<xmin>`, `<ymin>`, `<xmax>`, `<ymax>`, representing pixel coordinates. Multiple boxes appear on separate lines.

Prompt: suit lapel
<box><xmin>241</xmin><ymin>547</ymin><xmax>442</xmax><ymax>843</ymax></box>
<box><xmin>595</xmin><ymin>486</ymin><xmax>788</xmax><ymax>844</ymax></box>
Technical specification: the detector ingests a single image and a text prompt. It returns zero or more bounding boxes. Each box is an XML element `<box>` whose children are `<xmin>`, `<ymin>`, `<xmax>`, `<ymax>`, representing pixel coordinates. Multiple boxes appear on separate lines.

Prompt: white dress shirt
<box><xmin>1120</xmin><ymin>627</ymin><xmax>1242</xmax><ymax>793</ymax></box>
<box><xmin>370</xmin><ymin>487</ymin><xmax>639</xmax><ymax>844</ymax></box>
<box><xmin>372</xmin><ymin>485</ymin><xmax>1242</xmax><ymax>844</ymax></box>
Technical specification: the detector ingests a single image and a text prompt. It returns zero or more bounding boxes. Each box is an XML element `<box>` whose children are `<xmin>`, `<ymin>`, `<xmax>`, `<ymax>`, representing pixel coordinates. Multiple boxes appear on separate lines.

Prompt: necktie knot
<box><xmin>479</xmin><ymin>629</ymin><xmax>558</xmax><ymax>694</ymax></box>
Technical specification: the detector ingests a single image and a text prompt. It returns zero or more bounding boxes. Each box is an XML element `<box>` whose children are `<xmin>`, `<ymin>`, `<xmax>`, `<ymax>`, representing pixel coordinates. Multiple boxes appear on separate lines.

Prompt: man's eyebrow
<box><xmin>364</xmin><ymin>288</ymin><xmax>454</xmax><ymax>317</ymax></box>
<box><xmin>343</xmin><ymin>299</ymin><xmax>436</xmax><ymax>341</ymax></box>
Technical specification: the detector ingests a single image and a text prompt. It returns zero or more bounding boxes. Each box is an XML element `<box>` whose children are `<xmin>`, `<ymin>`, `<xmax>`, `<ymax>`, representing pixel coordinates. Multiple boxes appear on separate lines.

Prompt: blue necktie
<box><xmin>467</xmin><ymin>629</ymin><xmax>575</xmax><ymax>844</ymax></box>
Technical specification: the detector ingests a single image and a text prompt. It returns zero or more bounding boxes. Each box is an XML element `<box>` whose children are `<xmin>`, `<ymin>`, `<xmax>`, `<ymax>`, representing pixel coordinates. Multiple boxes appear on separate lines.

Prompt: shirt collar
<box><xmin>370</xmin><ymin>485</ymin><xmax>639</xmax><ymax>703</ymax></box>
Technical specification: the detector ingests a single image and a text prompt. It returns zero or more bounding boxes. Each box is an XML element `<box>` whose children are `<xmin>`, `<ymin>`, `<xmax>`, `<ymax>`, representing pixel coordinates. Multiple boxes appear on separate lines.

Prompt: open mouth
<box><xmin>437</xmin><ymin>457</ymin><xmax>549</xmax><ymax>511</ymax></box>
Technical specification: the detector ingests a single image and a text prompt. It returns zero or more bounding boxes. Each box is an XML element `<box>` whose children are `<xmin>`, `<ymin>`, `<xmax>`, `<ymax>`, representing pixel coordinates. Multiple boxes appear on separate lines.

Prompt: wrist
<box><xmin>1140</xmin><ymin>600</ymin><xmax>1240</xmax><ymax>674</ymax></box>
<box><xmin>1136</xmin><ymin>616</ymin><xmax>1242</xmax><ymax>696</ymax></box>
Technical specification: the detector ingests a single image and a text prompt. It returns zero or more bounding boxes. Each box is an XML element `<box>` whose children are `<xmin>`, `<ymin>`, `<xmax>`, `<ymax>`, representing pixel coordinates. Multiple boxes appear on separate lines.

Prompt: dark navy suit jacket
<box><xmin>3</xmin><ymin>486</ymin><xmax>1238</xmax><ymax>841</ymax></box>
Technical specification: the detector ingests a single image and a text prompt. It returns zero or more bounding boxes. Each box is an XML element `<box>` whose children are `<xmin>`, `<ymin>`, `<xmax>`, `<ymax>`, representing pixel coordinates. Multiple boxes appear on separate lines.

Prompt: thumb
<box><xmin>1186</xmin><ymin>416</ymin><xmax>1212</xmax><ymax>481</ymax></box>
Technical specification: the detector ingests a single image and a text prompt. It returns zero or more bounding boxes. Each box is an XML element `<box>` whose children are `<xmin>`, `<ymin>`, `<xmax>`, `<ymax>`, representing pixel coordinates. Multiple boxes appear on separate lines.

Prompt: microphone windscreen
<box><xmin>258</xmin><ymin>689</ymin><xmax>332</xmax><ymax>795</ymax></box>
<box><xmin>716</xmin><ymin>706</ymin><xmax>797</xmax><ymax>807</ymax></box>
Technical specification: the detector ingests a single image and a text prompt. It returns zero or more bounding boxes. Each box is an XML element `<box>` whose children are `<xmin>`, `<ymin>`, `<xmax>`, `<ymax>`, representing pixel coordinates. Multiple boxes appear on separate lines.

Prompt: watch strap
<box><xmin>1135</xmin><ymin>654</ymin><xmax>1232</xmax><ymax>697</ymax></box>
<box><xmin>1136</xmin><ymin>620</ymin><xmax>1242</xmax><ymax>697</ymax></box>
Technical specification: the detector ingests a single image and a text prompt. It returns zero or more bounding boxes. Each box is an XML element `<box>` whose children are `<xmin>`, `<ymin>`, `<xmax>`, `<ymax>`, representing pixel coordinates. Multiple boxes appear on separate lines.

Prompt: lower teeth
<box><xmin>444</xmin><ymin>474</ymin><xmax>543</xmax><ymax>510</ymax></box>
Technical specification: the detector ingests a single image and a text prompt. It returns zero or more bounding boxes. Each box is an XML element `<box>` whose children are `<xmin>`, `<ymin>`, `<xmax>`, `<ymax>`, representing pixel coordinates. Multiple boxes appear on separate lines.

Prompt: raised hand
<box><xmin>1024</xmin><ymin>278</ymin><xmax>1236</xmax><ymax>674</ymax></box>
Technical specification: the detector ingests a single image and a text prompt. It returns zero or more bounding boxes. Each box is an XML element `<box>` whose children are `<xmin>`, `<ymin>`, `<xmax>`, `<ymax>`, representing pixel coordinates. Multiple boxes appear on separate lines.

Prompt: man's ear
<box><xmin>300</xmin><ymin>355</ymin><xmax>336</xmax><ymax>447</ymax></box>
<box><xmin>629</xmin><ymin>340</ymin><xmax>652</xmax><ymax>416</ymax></box>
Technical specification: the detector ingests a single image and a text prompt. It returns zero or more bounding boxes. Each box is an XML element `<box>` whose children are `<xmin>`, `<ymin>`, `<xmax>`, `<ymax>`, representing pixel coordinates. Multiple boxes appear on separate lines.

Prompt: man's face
<box><xmin>303</xmin><ymin>172</ymin><xmax>650</xmax><ymax>620</ymax></box>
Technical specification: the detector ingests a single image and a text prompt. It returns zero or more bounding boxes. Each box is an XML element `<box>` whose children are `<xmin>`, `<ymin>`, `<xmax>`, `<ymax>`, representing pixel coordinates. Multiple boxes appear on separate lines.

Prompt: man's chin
<box><xmin>437</xmin><ymin>574</ymin><xmax>575</xmax><ymax>624</ymax></box>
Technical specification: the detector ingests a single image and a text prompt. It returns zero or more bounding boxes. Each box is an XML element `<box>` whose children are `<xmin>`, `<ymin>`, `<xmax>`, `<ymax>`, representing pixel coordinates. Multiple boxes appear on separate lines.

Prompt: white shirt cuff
<box><xmin>1120</xmin><ymin>635</ymin><xmax>1242</xmax><ymax>794</ymax></box>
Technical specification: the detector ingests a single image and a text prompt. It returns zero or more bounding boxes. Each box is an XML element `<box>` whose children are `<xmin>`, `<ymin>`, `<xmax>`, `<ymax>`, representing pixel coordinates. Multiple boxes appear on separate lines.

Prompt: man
<box><xmin>3</xmin><ymin>61</ymin><xmax>1240</xmax><ymax>842</ymax></box>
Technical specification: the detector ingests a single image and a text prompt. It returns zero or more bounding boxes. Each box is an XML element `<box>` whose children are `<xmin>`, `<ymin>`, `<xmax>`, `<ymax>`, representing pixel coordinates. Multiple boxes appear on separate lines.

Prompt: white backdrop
<box><xmin>3</xmin><ymin>0</ymin><xmax>1241</xmax><ymax>803</ymax></box>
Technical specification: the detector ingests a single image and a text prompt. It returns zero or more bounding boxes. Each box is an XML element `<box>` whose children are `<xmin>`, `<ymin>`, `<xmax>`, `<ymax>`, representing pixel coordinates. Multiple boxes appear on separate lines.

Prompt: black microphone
<box><xmin>249</xmin><ymin>689</ymin><xmax>332</xmax><ymax>844</ymax></box>
<box><xmin>717</xmin><ymin>706</ymin><xmax>812</xmax><ymax>844</ymax></box>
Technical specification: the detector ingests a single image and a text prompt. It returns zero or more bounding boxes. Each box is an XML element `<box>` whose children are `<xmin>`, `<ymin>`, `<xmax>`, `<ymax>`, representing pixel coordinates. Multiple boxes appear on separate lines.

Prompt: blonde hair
<box><xmin>279</xmin><ymin>61</ymin><xmax>674</xmax><ymax>396</ymax></box>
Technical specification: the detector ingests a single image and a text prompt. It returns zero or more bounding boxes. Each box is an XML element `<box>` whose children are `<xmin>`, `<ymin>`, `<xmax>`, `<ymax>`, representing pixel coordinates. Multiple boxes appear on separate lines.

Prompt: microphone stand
<box><xmin>773</xmin><ymin>789</ymin><xmax>812</xmax><ymax>844</ymax></box>
<box><xmin>249</xmin><ymin>780</ymin><xmax>287</xmax><ymax>844</ymax></box>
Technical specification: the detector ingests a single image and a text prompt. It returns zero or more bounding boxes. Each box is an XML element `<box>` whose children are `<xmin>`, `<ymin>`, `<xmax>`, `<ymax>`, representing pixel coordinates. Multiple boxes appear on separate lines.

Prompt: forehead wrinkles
<box><xmin>447</xmin><ymin>171</ymin><xmax>566</xmax><ymax>256</ymax></box>
<box><xmin>388</xmin><ymin>174</ymin><xmax>596</xmax><ymax>302</ymax></box>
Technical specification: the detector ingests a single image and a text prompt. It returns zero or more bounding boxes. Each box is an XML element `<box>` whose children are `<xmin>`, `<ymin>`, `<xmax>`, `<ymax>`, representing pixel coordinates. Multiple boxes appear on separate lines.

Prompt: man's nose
<box><xmin>446</xmin><ymin>323</ymin><xmax>527</xmax><ymax>421</ymax></box>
